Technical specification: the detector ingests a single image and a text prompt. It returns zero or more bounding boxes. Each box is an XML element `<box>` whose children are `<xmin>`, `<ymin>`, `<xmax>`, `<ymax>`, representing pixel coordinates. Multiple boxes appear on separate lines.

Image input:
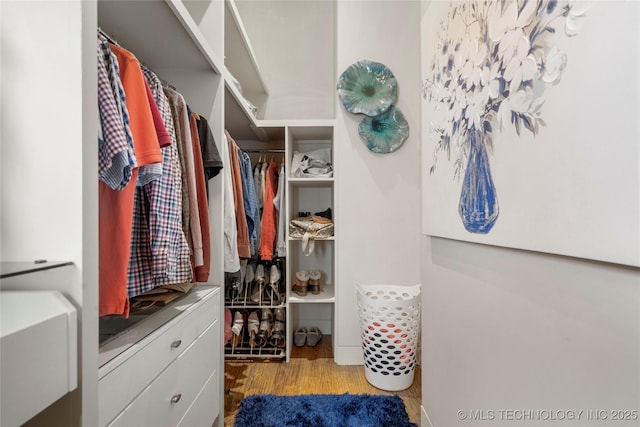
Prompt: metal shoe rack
<box><xmin>224</xmin><ymin>258</ymin><xmax>287</xmax><ymax>359</ymax></box>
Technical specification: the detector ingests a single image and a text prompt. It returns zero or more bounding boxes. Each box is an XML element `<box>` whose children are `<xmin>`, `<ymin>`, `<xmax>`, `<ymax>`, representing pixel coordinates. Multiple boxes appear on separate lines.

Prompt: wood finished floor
<box><xmin>223</xmin><ymin>335</ymin><xmax>422</xmax><ymax>426</ymax></box>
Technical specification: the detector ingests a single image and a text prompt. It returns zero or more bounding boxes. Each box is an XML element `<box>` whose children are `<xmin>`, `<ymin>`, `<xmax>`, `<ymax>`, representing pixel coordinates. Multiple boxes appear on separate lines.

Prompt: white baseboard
<box><xmin>421</xmin><ymin>405</ymin><xmax>434</xmax><ymax>427</ymax></box>
<box><xmin>333</xmin><ymin>346</ymin><xmax>364</xmax><ymax>365</ymax></box>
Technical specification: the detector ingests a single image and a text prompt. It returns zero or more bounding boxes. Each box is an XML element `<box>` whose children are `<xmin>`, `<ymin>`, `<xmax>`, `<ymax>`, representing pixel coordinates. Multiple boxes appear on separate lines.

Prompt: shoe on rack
<box><xmin>271</xmin><ymin>308</ymin><xmax>286</xmax><ymax>348</ymax></box>
<box><xmin>314</xmin><ymin>208</ymin><xmax>332</xmax><ymax>220</ymax></box>
<box><xmin>294</xmin><ymin>326</ymin><xmax>307</xmax><ymax>347</ymax></box>
<box><xmin>292</xmin><ymin>271</ymin><xmax>309</xmax><ymax>297</ymax></box>
<box><xmin>254</xmin><ymin>308</ymin><xmax>273</xmax><ymax>348</ymax></box>
<box><xmin>231</xmin><ymin>310</ymin><xmax>244</xmax><ymax>347</ymax></box>
<box><xmin>247</xmin><ymin>310</ymin><xmax>260</xmax><ymax>348</ymax></box>
<box><xmin>251</xmin><ymin>264</ymin><xmax>265</xmax><ymax>304</ymax></box>
<box><xmin>224</xmin><ymin>308</ymin><xmax>233</xmax><ymax>345</ymax></box>
<box><xmin>264</xmin><ymin>264</ymin><xmax>282</xmax><ymax>305</ymax></box>
<box><xmin>227</xmin><ymin>270</ymin><xmax>243</xmax><ymax>302</ymax></box>
<box><xmin>306</xmin><ymin>326</ymin><xmax>323</xmax><ymax>347</ymax></box>
<box><xmin>243</xmin><ymin>263</ymin><xmax>255</xmax><ymax>303</ymax></box>
<box><xmin>308</xmin><ymin>270</ymin><xmax>322</xmax><ymax>295</ymax></box>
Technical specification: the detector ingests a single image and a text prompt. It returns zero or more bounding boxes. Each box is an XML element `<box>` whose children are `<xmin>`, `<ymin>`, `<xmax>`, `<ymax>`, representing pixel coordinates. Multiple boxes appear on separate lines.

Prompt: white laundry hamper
<box><xmin>356</xmin><ymin>283</ymin><xmax>421</xmax><ymax>391</ymax></box>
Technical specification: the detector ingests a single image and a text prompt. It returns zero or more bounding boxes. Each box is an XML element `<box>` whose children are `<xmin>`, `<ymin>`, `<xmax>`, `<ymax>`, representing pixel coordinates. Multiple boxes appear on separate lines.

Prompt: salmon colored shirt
<box><xmin>99</xmin><ymin>44</ymin><xmax>162</xmax><ymax>317</ymax></box>
<box><xmin>190</xmin><ymin>113</ymin><xmax>211</xmax><ymax>282</ymax></box>
<box><xmin>260</xmin><ymin>160</ymin><xmax>279</xmax><ymax>260</ymax></box>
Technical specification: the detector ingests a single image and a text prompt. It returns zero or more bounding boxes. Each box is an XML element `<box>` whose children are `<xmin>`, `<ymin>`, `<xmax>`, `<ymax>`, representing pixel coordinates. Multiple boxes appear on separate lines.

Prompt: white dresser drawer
<box><xmin>177</xmin><ymin>361</ymin><xmax>219</xmax><ymax>427</ymax></box>
<box><xmin>99</xmin><ymin>288</ymin><xmax>219</xmax><ymax>426</ymax></box>
<box><xmin>108</xmin><ymin>319</ymin><xmax>218</xmax><ymax>427</ymax></box>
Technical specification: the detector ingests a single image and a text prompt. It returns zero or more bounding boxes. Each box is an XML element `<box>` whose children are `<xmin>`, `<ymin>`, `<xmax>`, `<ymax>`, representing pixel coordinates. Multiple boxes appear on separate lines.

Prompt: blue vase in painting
<box><xmin>459</xmin><ymin>129</ymin><xmax>499</xmax><ymax>233</ymax></box>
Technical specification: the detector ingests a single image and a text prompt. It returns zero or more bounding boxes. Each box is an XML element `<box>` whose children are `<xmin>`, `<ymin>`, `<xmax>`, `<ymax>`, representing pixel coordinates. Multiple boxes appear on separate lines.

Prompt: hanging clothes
<box><xmin>253</xmin><ymin>161</ymin><xmax>263</xmax><ymax>257</ymax></box>
<box><xmin>195</xmin><ymin>115</ymin><xmax>223</xmax><ymax>186</ymax></box>
<box><xmin>165</xmin><ymin>88</ymin><xmax>204</xmax><ymax>268</ymax></box>
<box><xmin>222</xmin><ymin>132</ymin><xmax>241</xmax><ymax>272</ymax></box>
<box><xmin>190</xmin><ymin>112</ymin><xmax>212</xmax><ymax>282</ymax></box>
<box><xmin>239</xmin><ymin>149</ymin><xmax>260</xmax><ymax>257</ymax></box>
<box><xmin>125</xmin><ymin>67</ymin><xmax>193</xmax><ymax>298</ymax></box>
<box><xmin>273</xmin><ymin>162</ymin><xmax>286</xmax><ymax>257</ymax></box>
<box><xmin>260</xmin><ymin>160</ymin><xmax>279</xmax><ymax>260</ymax></box>
<box><xmin>225</xmin><ymin>130</ymin><xmax>251</xmax><ymax>259</ymax></box>
<box><xmin>99</xmin><ymin>41</ymin><xmax>163</xmax><ymax>317</ymax></box>
<box><xmin>97</xmin><ymin>35</ymin><xmax>136</xmax><ymax>191</ymax></box>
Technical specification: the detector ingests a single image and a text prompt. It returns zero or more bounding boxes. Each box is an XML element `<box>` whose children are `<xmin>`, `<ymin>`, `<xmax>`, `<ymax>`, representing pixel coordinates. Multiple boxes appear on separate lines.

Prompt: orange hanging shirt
<box><xmin>99</xmin><ymin>44</ymin><xmax>162</xmax><ymax>317</ymax></box>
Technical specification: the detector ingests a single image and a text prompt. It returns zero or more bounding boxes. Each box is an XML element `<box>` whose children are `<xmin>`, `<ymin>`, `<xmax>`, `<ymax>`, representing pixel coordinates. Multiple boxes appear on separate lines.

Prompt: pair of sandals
<box><xmin>253</xmin><ymin>307</ymin><xmax>286</xmax><ymax>348</ymax></box>
<box><xmin>249</xmin><ymin>264</ymin><xmax>283</xmax><ymax>306</ymax></box>
<box><xmin>294</xmin><ymin>326</ymin><xmax>322</xmax><ymax>347</ymax></box>
<box><xmin>292</xmin><ymin>270</ymin><xmax>322</xmax><ymax>297</ymax></box>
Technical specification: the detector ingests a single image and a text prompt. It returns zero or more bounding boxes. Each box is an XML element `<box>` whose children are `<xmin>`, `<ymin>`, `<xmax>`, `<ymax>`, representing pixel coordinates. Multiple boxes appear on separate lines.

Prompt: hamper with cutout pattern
<box><xmin>356</xmin><ymin>283</ymin><xmax>421</xmax><ymax>391</ymax></box>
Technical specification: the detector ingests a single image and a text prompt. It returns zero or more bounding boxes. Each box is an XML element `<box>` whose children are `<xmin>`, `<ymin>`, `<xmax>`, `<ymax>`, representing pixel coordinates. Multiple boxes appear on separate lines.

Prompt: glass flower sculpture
<box><xmin>337</xmin><ymin>60</ymin><xmax>398</xmax><ymax>116</ymax></box>
<box><xmin>358</xmin><ymin>106</ymin><xmax>409</xmax><ymax>154</ymax></box>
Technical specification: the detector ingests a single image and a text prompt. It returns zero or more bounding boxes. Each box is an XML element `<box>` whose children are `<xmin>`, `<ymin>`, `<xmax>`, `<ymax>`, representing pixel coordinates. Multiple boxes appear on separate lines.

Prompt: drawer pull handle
<box><xmin>171</xmin><ymin>340</ymin><xmax>182</xmax><ymax>348</ymax></box>
<box><xmin>171</xmin><ymin>394</ymin><xmax>182</xmax><ymax>404</ymax></box>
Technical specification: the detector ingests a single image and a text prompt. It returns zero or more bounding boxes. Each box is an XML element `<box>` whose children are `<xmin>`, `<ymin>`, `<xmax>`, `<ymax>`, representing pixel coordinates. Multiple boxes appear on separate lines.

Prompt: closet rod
<box><xmin>98</xmin><ymin>27</ymin><xmax>177</xmax><ymax>91</ymax></box>
<box><xmin>98</xmin><ymin>27</ymin><xmax>117</xmax><ymax>45</ymax></box>
<box><xmin>243</xmin><ymin>149</ymin><xmax>285</xmax><ymax>154</ymax></box>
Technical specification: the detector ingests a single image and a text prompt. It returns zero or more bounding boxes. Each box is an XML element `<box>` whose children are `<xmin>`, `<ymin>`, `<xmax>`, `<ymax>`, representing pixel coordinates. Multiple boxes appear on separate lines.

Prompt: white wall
<box><xmin>419</xmin><ymin>1</ymin><xmax>640</xmax><ymax>425</ymax></box>
<box><xmin>334</xmin><ymin>0</ymin><xmax>422</xmax><ymax>364</ymax></box>
<box><xmin>421</xmin><ymin>237</ymin><xmax>640</xmax><ymax>427</ymax></box>
<box><xmin>234</xmin><ymin>0</ymin><xmax>335</xmax><ymax>120</ymax></box>
<box><xmin>1</xmin><ymin>0</ymin><xmax>85</xmax><ymax>278</ymax></box>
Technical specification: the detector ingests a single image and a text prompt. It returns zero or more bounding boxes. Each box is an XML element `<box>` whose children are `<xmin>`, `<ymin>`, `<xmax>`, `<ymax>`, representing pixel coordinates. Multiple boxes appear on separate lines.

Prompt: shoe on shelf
<box><xmin>231</xmin><ymin>310</ymin><xmax>244</xmax><ymax>347</ymax></box>
<box><xmin>254</xmin><ymin>308</ymin><xmax>273</xmax><ymax>348</ymax></box>
<box><xmin>271</xmin><ymin>308</ymin><xmax>286</xmax><ymax>348</ymax></box>
<box><xmin>251</xmin><ymin>264</ymin><xmax>265</xmax><ymax>304</ymax></box>
<box><xmin>243</xmin><ymin>263</ymin><xmax>255</xmax><ymax>302</ymax></box>
<box><xmin>247</xmin><ymin>310</ymin><xmax>260</xmax><ymax>348</ymax></box>
<box><xmin>306</xmin><ymin>326</ymin><xmax>323</xmax><ymax>347</ymax></box>
<box><xmin>292</xmin><ymin>271</ymin><xmax>309</xmax><ymax>297</ymax></box>
<box><xmin>294</xmin><ymin>326</ymin><xmax>307</xmax><ymax>347</ymax></box>
<box><xmin>224</xmin><ymin>308</ymin><xmax>233</xmax><ymax>345</ymax></box>
<box><xmin>227</xmin><ymin>270</ymin><xmax>243</xmax><ymax>302</ymax></box>
<box><xmin>314</xmin><ymin>207</ymin><xmax>332</xmax><ymax>220</ymax></box>
<box><xmin>264</xmin><ymin>264</ymin><xmax>282</xmax><ymax>305</ymax></box>
<box><xmin>308</xmin><ymin>270</ymin><xmax>322</xmax><ymax>295</ymax></box>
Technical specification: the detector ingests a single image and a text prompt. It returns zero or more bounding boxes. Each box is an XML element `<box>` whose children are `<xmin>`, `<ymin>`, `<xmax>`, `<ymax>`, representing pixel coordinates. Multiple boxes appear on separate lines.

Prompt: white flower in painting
<box><xmin>496</xmin><ymin>87</ymin><xmax>534</xmax><ymax>131</ymax></box>
<box><xmin>481</xmin><ymin>61</ymin><xmax>502</xmax><ymax>99</ymax></box>
<box><xmin>460</xmin><ymin>38</ymin><xmax>489</xmax><ymax>89</ymax></box>
<box><xmin>422</xmin><ymin>0</ymin><xmax>588</xmax><ymax>177</ymax></box>
<box><xmin>565</xmin><ymin>0</ymin><xmax>591</xmax><ymax>36</ymax></box>
<box><xmin>542</xmin><ymin>46</ymin><xmax>567</xmax><ymax>84</ymax></box>
<box><xmin>503</xmin><ymin>35</ymin><xmax>539</xmax><ymax>93</ymax></box>
<box><xmin>466</xmin><ymin>86</ymin><xmax>491</xmax><ymax>131</ymax></box>
<box><xmin>488</xmin><ymin>0</ymin><xmax>538</xmax><ymax>66</ymax></box>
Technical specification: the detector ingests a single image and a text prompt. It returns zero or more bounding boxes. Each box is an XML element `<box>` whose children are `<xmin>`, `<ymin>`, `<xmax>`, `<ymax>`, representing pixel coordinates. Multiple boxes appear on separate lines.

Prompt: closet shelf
<box><xmin>288</xmin><ymin>177</ymin><xmax>335</xmax><ymax>187</ymax></box>
<box><xmin>98</xmin><ymin>0</ymin><xmax>224</xmax><ymax>76</ymax></box>
<box><xmin>289</xmin><ymin>285</ymin><xmax>335</xmax><ymax>304</ymax></box>
<box><xmin>0</xmin><ymin>261</ymin><xmax>73</xmax><ymax>279</ymax></box>
<box><xmin>224</xmin><ymin>0</ymin><xmax>269</xmax><ymax>100</ymax></box>
<box><xmin>288</xmin><ymin>236</ymin><xmax>335</xmax><ymax>242</ymax></box>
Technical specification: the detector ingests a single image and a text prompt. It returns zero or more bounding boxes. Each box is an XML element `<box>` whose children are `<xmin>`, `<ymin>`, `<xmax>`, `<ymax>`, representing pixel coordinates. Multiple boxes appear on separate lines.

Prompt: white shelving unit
<box><xmin>285</xmin><ymin>124</ymin><xmax>336</xmax><ymax>361</ymax></box>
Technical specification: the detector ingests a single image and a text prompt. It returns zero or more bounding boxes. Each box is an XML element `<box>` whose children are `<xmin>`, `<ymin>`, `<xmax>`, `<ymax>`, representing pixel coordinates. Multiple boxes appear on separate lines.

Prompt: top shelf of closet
<box><xmin>97</xmin><ymin>0</ymin><xmax>270</xmax><ymax>140</ymax></box>
<box><xmin>97</xmin><ymin>0</ymin><xmax>224</xmax><ymax>75</ymax></box>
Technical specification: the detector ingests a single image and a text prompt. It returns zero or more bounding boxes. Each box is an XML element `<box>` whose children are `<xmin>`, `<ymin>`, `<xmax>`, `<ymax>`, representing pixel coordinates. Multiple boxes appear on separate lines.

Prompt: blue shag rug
<box><xmin>233</xmin><ymin>393</ymin><xmax>417</xmax><ymax>427</ymax></box>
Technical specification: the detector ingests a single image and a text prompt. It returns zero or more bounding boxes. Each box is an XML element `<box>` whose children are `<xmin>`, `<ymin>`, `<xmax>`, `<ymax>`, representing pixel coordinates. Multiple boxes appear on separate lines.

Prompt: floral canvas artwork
<box><xmin>421</xmin><ymin>0</ymin><xmax>640</xmax><ymax>266</ymax></box>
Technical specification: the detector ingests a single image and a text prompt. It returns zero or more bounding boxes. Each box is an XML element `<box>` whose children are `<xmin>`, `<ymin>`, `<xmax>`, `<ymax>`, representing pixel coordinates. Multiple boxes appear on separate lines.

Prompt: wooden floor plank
<box><xmin>224</xmin><ymin>335</ymin><xmax>421</xmax><ymax>426</ymax></box>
